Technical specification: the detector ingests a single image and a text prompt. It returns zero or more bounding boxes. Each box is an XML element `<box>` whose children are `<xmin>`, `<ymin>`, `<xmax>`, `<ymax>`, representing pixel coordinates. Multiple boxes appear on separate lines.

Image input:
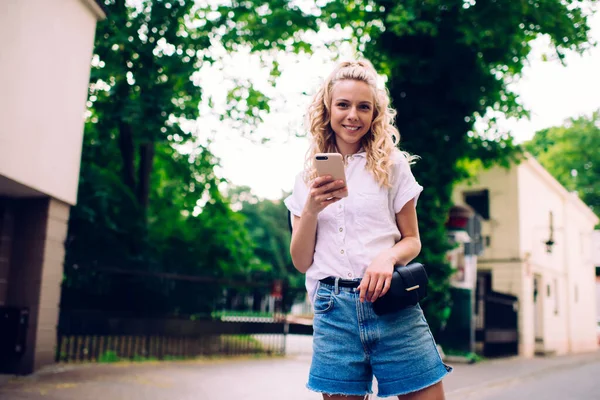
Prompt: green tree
<box><xmin>229</xmin><ymin>187</ymin><xmax>302</xmax><ymax>283</ymax></box>
<box><xmin>228</xmin><ymin>186</ymin><xmax>307</xmax><ymax>309</ymax></box>
<box><xmin>525</xmin><ymin>111</ymin><xmax>600</xmax><ymax>218</ymax></box>
<box><xmin>63</xmin><ymin>0</ymin><xmax>316</xmax><ymax>314</ymax></box>
<box><xmin>309</xmin><ymin>0</ymin><xmax>597</xmax><ymax>333</ymax></box>
<box><xmin>214</xmin><ymin>0</ymin><xmax>597</xmax><ymax>332</ymax></box>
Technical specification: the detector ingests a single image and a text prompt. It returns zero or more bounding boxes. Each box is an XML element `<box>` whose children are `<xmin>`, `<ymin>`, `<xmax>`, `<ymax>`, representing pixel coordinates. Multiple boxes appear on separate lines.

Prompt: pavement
<box><xmin>0</xmin><ymin>337</ymin><xmax>598</xmax><ymax>399</ymax></box>
<box><xmin>443</xmin><ymin>350</ymin><xmax>600</xmax><ymax>400</ymax></box>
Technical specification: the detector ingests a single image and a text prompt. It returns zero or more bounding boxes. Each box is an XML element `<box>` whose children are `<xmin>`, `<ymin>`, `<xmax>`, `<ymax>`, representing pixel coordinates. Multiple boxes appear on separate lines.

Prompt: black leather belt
<box><xmin>319</xmin><ymin>277</ymin><xmax>360</xmax><ymax>288</ymax></box>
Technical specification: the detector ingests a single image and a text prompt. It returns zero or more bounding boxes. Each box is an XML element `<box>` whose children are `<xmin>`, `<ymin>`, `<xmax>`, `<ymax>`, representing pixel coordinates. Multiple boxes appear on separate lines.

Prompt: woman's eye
<box><xmin>359</xmin><ymin>105</ymin><xmax>371</xmax><ymax>110</ymax></box>
<box><xmin>337</xmin><ymin>103</ymin><xmax>348</xmax><ymax>108</ymax></box>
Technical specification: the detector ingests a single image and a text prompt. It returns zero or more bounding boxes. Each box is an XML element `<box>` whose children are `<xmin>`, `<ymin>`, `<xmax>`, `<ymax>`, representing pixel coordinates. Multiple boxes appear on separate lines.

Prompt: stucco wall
<box><xmin>563</xmin><ymin>199</ymin><xmax>597</xmax><ymax>353</ymax></box>
<box><xmin>453</xmin><ymin>156</ymin><xmax>598</xmax><ymax>357</ymax></box>
<box><xmin>0</xmin><ymin>0</ymin><xmax>101</xmax><ymax>205</ymax></box>
<box><xmin>517</xmin><ymin>161</ymin><xmax>569</xmax><ymax>355</ymax></box>
<box><xmin>517</xmin><ymin>159</ymin><xmax>598</xmax><ymax>355</ymax></box>
<box><xmin>453</xmin><ymin>166</ymin><xmax>521</xmax><ymax>263</ymax></box>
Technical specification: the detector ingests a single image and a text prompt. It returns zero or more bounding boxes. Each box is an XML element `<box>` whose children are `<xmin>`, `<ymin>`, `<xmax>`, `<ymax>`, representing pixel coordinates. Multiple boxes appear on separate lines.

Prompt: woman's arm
<box><xmin>289</xmin><ymin>175</ymin><xmax>347</xmax><ymax>273</ymax></box>
<box><xmin>289</xmin><ymin>213</ymin><xmax>318</xmax><ymax>273</ymax></box>
<box><xmin>359</xmin><ymin>198</ymin><xmax>421</xmax><ymax>302</ymax></box>
<box><xmin>385</xmin><ymin>198</ymin><xmax>422</xmax><ymax>266</ymax></box>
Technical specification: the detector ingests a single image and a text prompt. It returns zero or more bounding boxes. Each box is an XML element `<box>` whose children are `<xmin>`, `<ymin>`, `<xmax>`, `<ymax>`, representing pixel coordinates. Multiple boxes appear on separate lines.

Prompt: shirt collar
<box><xmin>345</xmin><ymin>148</ymin><xmax>366</xmax><ymax>159</ymax></box>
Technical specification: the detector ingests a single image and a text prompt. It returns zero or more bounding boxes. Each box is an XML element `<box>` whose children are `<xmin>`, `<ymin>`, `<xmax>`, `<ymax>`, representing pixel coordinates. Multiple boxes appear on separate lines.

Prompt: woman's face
<box><xmin>329</xmin><ymin>79</ymin><xmax>375</xmax><ymax>156</ymax></box>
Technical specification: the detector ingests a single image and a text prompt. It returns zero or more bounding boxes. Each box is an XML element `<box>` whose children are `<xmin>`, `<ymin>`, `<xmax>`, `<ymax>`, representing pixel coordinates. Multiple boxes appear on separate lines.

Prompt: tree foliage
<box><xmin>229</xmin><ymin>187</ymin><xmax>303</xmax><ymax>285</ymax></box>
<box><xmin>63</xmin><ymin>0</ymin><xmax>315</xmax><ymax>314</ymax></box>
<box><xmin>525</xmin><ymin>111</ymin><xmax>600</xmax><ymax>218</ymax></box>
<box><xmin>227</xmin><ymin>186</ymin><xmax>308</xmax><ymax>309</ymax></box>
<box><xmin>311</xmin><ymin>0</ymin><xmax>596</xmax><ymax>333</ymax></box>
<box><xmin>65</xmin><ymin>0</ymin><xmax>597</xmax><ymax>331</ymax></box>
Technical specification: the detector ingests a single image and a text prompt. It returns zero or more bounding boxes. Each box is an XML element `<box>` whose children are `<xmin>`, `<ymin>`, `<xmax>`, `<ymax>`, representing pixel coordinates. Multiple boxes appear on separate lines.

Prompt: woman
<box><xmin>284</xmin><ymin>59</ymin><xmax>451</xmax><ymax>399</ymax></box>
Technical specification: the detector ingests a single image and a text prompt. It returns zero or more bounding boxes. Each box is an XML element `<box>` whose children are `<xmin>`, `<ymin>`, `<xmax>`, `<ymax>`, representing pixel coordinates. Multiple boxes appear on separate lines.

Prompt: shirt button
<box><xmin>347</xmin><ymin>272</ymin><xmax>353</xmax><ymax>278</ymax></box>
<box><xmin>338</xmin><ymin>204</ymin><xmax>342</xmax><ymax>209</ymax></box>
<box><xmin>339</xmin><ymin>227</ymin><xmax>343</xmax><ymax>232</ymax></box>
<box><xmin>340</xmin><ymin>249</ymin><xmax>345</xmax><ymax>254</ymax></box>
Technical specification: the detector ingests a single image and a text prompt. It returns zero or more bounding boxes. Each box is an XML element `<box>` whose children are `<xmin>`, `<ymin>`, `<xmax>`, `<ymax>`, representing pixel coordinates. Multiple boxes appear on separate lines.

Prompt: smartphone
<box><xmin>314</xmin><ymin>153</ymin><xmax>346</xmax><ymax>184</ymax></box>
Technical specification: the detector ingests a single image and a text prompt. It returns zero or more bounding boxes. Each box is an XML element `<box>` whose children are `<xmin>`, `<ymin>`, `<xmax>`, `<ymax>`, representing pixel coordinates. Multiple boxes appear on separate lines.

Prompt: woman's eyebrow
<box><xmin>333</xmin><ymin>98</ymin><xmax>373</xmax><ymax>105</ymax></box>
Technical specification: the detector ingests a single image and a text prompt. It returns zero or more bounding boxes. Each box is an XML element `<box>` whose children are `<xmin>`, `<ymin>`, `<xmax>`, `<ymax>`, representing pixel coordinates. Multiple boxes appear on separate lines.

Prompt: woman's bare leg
<box><xmin>323</xmin><ymin>395</ymin><xmax>369</xmax><ymax>400</ymax></box>
<box><xmin>397</xmin><ymin>381</ymin><xmax>445</xmax><ymax>400</ymax></box>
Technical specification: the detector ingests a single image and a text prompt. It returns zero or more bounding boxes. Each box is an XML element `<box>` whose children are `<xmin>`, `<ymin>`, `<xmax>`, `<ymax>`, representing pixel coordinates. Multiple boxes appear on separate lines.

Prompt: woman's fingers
<box><xmin>359</xmin><ymin>275</ymin><xmax>369</xmax><ymax>303</ymax></box>
<box><xmin>359</xmin><ymin>273</ymin><xmax>380</xmax><ymax>302</ymax></box>
<box><xmin>307</xmin><ymin>176</ymin><xmax>346</xmax><ymax>213</ymax></box>
<box><xmin>366</xmin><ymin>275</ymin><xmax>379</xmax><ymax>302</ymax></box>
<box><xmin>311</xmin><ymin>178</ymin><xmax>346</xmax><ymax>202</ymax></box>
<box><xmin>370</xmin><ymin>279</ymin><xmax>386</xmax><ymax>302</ymax></box>
<box><xmin>319</xmin><ymin>196</ymin><xmax>340</xmax><ymax>206</ymax></box>
<box><xmin>312</xmin><ymin>175</ymin><xmax>334</xmax><ymax>188</ymax></box>
<box><xmin>380</xmin><ymin>277</ymin><xmax>392</xmax><ymax>297</ymax></box>
<box><xmin>312</xmin><ymin>176</ymin><xmax>345</xmax><ymax>192</ymax></box>
<box><xmin>329</xmin><ymin>186</ymin><xmax>348</xmax><ymax>199</ymax></box>
<box><xmin>359</xmin><ymin>273</ymin><xmax>392</xmax><ymax>302</ymax></box>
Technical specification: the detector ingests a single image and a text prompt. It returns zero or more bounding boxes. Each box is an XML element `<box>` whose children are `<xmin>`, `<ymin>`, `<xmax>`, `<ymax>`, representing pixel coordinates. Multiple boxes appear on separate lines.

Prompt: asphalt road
<box><xmin>450</xmin><ymin>353</ymin><xmax>600</xmax><ymax>400</ymax></box>
<box><xmin>1</xmin><ymin>338</ymin><xmax>599</xmax><ymax>400</ymax></box>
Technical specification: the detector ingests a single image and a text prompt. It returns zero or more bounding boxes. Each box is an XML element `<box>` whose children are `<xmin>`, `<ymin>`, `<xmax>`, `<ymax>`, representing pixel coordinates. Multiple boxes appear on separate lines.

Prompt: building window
<box><xmin>464</xmin><ymin>189</ymin><xmax>490</xmax><ymax>220</ymax></box>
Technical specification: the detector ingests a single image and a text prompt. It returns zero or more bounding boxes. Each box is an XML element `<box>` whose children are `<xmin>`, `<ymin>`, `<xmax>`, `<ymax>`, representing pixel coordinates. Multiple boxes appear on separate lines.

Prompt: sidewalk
<box><xmin>0</xmin><ymin>347</ymin><xmax>598</xmax><ymax>399</ymax></box>
<box><xmin>442</xmin><ymin>350</ymin><xmax>600</xmax><ymax>400</ymax></box>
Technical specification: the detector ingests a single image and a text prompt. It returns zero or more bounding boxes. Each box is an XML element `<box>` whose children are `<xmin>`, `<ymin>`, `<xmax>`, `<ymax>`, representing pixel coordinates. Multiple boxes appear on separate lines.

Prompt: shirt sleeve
<box><xmin>284</xmin><ymin>172</ymin><xmax>309</xmax><ymax>217</ymax></box>
<box><xmin>391</xmin><ymin>152</ymin><xmax>424</xmax><ymax>214</ymax></box>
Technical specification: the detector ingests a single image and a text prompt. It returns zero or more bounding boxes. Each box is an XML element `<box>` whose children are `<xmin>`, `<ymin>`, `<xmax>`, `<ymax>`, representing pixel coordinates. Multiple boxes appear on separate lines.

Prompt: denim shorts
<box><xmin>308</xmin><ymin>280</ymin><xmax>452</xmax><ymax>398</ymax></box>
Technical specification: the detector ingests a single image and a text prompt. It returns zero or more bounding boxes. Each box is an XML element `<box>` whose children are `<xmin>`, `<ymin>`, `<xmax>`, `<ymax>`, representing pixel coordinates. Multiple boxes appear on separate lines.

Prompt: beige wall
<box><xmin>0</xmin><ymin>0</ymin><xmax>103</xmax><ymax>205</ymax></box>
<box><xmin>453</xmin><ymin>155</ymin><xmax>598</xmax><ymax>357</ymax></box>
<box><xmin>563</xmin><ymin>200</ymin><xmax>598</xmax><ymax>352</ymax></box>
<box><xmin>453</xmin><ymin>166</ymin><xmax>523</xmax><ymax>296</ymax></box>
<box><xmin>517</xmin><ymin>160</ymin><xmax>569</xmax><ymax>355</ymax></box>
<box><xmin>453</xmin><ymin>165</ymin><xmax>530</xmax><ymax>353</ymax></box>
<box><xmin>3</xmin><ymin>198</ymin><xmax>70</xmax><ymax>374</ymax></box>
<box><xmin>0</xmin><ymin>0</ymin><xmax>104</xmax><ymax>375</ymax></box>
<box><xmin>593</xmin><ymin>231</ymin><xmax>600</xmax><ymax>267</ymax></box>
<box><xmin>517</xmin><ymin>158</ymin><xmax>598</xmax><ymax>355</ymax></box>
<box><xmin>453</xmin><ymin>166</ymin><xmax>521</xmax><ymax>264</ymax></box>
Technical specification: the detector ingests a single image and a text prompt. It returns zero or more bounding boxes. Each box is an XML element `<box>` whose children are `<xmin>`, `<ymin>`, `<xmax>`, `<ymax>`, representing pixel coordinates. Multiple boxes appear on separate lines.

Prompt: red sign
<box><xmin>271</xmin><ymin>280</ymin><xmax>283</xmax><ymax>299</ymax></box>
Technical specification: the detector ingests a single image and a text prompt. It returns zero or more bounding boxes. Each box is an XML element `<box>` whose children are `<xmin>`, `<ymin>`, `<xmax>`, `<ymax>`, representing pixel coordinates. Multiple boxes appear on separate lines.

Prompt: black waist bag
<box><xmin>372</xmin><ymin>263</ymin><xmax>429</xmax><ymax>316</ymax></box>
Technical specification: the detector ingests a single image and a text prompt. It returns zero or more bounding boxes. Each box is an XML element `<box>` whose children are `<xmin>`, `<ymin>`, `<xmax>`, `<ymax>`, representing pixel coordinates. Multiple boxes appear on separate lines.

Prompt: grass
<box><xmin>94</xmin><ymin>335</ymin><xmax>269</xmax><ymax>364</ymax></box>
<box><xmin>444</xmin><ymin>348</ymin><xmax>485</xmax><ymax>363</ymax></box>
<box><xmin>211</xmin><ymin>310</ymin><xmax>276</xmax><ymax>319</ymax></box>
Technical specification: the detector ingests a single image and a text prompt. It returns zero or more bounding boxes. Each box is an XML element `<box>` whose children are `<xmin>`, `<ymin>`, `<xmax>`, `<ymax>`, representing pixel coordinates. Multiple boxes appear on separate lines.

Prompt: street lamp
<box><xmin>544</xmin><ymin>212</ymin><xmax>555</xmax><ymax>253</ymax></box>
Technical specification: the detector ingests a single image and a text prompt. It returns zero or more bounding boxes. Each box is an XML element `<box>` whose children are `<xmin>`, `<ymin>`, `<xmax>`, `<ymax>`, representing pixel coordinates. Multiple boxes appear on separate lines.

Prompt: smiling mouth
<box><xmin>343</xmin><ymin>125</ymin><xmax>361</xmax><ymax>131</ymax></box>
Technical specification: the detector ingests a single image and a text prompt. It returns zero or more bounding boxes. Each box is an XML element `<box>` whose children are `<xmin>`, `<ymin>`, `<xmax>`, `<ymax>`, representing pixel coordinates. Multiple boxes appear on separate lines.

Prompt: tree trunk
<box><xmin>137</xmin><ymin>142</ymin><xmax>155</xmax><ymax>212</ymax></box>
<box><xmin>118</xmin><ymin>120</ymin><xmax>136</xmax><ymax>192</ymax></box>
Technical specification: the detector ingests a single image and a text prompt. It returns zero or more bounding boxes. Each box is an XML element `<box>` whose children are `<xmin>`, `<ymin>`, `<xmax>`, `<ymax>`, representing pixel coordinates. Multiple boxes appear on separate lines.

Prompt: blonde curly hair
<box><xmin>304</xmin><ymin>59</ymin><xmax>414</xmax><ymax>188</ymax></box>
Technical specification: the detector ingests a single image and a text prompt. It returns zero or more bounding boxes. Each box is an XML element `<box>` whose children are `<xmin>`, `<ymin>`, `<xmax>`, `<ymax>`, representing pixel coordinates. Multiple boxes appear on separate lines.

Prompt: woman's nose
<box><xmin>347</xmin><ymin>107</ymin><xmax>358</xmax><ymax>120</ymax></box>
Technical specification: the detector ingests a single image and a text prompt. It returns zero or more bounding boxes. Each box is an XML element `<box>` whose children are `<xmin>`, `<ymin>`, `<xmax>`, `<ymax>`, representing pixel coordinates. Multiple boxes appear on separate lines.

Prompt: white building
<box><xmin>452</xmin><ymin>154</ymin><xmax>599</xmax><ymax>357</ymax></box>
<box><xmin>593</xmin><ymin>230</ymin><xmax>600</xmax><ymax>320</ymax></box>
<box><xmin>0</xmin><ymin>0</ymin><xmax>105</xmax><ymax>374</ymax></box>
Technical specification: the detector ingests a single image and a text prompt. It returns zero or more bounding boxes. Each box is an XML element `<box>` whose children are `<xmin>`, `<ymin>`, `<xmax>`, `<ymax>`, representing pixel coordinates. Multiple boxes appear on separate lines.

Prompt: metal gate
<box><xmin>475</xmin><ymin>274</ymin><xmax>519</xmax><ymax>357</ymax></box>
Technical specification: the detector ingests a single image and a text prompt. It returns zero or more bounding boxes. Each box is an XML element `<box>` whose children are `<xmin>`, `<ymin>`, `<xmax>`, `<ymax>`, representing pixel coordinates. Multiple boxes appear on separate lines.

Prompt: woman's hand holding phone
<box><xmin>304</xmin><ymin>175</ymin><xmax>347</xmax><ymax>216</ymax></box>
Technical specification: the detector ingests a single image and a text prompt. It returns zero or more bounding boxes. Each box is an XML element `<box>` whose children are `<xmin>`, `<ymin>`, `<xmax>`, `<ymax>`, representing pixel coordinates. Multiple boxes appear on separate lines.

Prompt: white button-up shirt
<box><xmin>284</xmin><ymin>149</ymin><xmax>423</xmax><ymax>303</ymax></box>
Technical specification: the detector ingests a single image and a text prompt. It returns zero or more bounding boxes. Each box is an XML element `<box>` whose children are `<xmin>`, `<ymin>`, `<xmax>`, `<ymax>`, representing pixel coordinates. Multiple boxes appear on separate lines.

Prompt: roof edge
<box><xmin>81</xmin><ymin>0</ymin><xmax>107</xmax><ymax>20</ymax></box>
<box><xmin>523</xmin><ymin>153</ymin><xmax>599</xmax><ymax>224</ymax></box>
